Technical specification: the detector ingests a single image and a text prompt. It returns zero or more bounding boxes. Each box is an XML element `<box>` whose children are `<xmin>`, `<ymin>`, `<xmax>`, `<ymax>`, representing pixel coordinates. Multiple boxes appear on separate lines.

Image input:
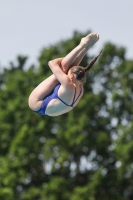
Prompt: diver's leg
<box><xmin>28</xmin><ymin>74</ymin><xmax>59</xmax><ymax>111</ymax></box>
<box><xmin>61</xmin><ymin>33</ymin><xmax>99</xmax><ymax>73</ymax></box>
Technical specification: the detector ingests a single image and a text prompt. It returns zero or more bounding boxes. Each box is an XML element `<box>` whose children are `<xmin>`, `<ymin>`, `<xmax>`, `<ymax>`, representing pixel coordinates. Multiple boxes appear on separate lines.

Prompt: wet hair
<box><xmin>70</xmin><ymin>50</ymin><xmax>102</xmax><ymax>83</ymax></box>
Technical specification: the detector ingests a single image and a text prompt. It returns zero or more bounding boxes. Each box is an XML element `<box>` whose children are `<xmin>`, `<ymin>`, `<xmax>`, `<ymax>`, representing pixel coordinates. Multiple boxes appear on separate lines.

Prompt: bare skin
<box><xmin>28</xmin><ymin>33</ymin><xmax>99</xmax><ymax>116</ymax></box>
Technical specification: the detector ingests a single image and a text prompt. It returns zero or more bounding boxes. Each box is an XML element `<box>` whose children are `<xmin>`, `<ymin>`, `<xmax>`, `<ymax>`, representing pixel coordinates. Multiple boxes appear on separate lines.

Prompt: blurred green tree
<box><xmin>0</xmin><ymin>30</ymin><xmax>133</xmax><ymax>200</ymax></box>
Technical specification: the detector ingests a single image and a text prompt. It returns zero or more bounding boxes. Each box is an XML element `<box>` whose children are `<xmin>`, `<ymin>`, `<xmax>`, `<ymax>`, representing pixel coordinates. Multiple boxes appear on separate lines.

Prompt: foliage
<box><xmin>0</xmin><ymin>30</ymin><xmax>133</xmax><ymax>200</ymax></box>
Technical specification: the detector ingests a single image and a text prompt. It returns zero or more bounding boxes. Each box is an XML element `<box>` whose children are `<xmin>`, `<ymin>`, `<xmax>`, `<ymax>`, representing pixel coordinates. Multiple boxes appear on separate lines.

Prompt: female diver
<box><xmin>28</xmin><ymin>33</ymin><xmax>101</xmax><ymax>117</ymax></box>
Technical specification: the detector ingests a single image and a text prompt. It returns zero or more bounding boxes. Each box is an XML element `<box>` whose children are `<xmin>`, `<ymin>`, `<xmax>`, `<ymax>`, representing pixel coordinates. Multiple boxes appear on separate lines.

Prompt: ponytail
<box><xmin>70</xmin><ymin>50</ymin><xmax>102</xmax><ymax>83</ymax></box>
<box><xmin>85</xmin><ymin>50</ymin><xmax>102</xmax><ymax>72</ymax></box>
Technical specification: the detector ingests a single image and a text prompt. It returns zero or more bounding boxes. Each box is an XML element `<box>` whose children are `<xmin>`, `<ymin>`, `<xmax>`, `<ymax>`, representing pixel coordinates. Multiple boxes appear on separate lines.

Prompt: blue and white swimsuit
<box><xmin>34</xmin><ymin>84</ymin><xmax>82</xmax><ymax>116</ymax></box>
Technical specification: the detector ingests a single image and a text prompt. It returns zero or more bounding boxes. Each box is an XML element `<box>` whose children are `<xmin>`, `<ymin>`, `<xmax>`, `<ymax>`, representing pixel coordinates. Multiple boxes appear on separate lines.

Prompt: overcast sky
<box><xmin>0</xmin><ymin>0</ymin><xmax>132</xmax><ymax>67</ymax></box>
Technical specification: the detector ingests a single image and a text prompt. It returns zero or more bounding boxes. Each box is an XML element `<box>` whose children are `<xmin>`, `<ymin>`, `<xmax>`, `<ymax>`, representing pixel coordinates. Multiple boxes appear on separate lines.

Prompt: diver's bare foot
<box><xmin>80</xmin><ymin>33</ymin><xmax>99</xmax><ymax>49</ymax></box>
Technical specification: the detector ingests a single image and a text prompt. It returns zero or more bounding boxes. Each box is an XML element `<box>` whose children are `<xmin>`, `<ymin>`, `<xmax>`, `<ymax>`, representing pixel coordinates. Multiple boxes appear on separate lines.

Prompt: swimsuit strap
<box><xmin>71</xmin><ymin>86</ymin><xmax>76</xmax><ymax>105</ymax></box>
<box><xmin>71</xmin><ymin>86</ymin><xmax>82</xmax><ymax>107</ymax></box>
<box><xmin>58</xmin><ymin>85</ymin><xmax>82</xmax><ymax>107</ymax></box>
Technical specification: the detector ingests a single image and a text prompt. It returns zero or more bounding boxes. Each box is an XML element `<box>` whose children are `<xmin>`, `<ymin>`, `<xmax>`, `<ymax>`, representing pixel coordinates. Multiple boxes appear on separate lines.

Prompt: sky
<box><xmin>0</xmin><ymin>0</ymin><xmax>133</xmax><ymax>67</ymax></box>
